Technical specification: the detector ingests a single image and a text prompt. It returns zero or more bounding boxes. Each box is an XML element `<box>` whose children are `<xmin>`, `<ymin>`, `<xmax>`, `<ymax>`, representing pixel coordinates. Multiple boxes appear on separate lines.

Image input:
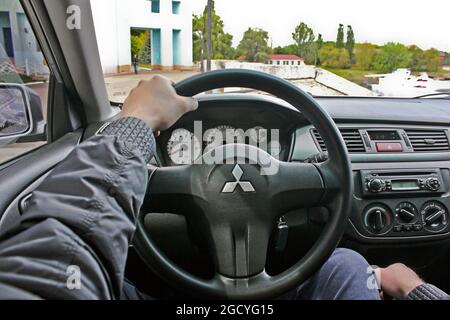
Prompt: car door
<box><xmin>0</xmin><ymin>0</ymin><xmax>110</xmax><ymax>230</ymax></box>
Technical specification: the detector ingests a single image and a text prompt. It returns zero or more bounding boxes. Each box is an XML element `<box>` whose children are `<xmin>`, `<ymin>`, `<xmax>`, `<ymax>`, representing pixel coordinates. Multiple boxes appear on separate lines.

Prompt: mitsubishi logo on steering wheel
<box><xmin>221</xmin><ymin>165</ymin><xmax>256</xmax><ymax>193</ymax></box>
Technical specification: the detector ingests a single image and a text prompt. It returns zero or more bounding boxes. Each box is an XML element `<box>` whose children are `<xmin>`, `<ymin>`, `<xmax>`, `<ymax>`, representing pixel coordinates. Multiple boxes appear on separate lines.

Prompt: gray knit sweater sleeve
<box><xmin>406</xmin><ymin>284</ymin><xmax>449</xmax><ymax>300</ymax></box>
<box><xmin>99</xmin><ymin>117</ymin><xmax>155</xmax><ymax>163</ymax></box>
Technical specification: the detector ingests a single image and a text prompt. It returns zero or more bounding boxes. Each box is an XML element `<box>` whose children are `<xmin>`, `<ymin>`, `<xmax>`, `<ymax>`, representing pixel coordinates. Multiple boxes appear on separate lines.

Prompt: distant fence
<box><xmin>209</xmin><ymin>60</ymin><xmax>374</xmax><ymax>97</ymax></box>
<box><xmin>0</xmin><ymin>53</ymin><xmax>49</xmax><ymax>81</ymax></box>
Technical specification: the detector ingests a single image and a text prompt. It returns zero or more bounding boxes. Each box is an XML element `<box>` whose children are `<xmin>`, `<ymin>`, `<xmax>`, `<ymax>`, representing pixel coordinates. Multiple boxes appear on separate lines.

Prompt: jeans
<box><xmin>295</xmin><ymin>248</ymin><xmax>381</xmax><ymax>300</ymax></box>
<box><xmin>122</xmin><ymin>248</ymin><xmax>381</xmax><ymax>300</ymax></box>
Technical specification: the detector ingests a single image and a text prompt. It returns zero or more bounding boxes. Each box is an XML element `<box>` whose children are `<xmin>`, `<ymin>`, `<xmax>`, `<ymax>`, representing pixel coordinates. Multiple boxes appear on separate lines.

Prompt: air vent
<box><xmin>405</xmin><ymin>129</ymin><xmax>450</xmax><ymax>152</ymax></box>
<box><xmin>312</xmin><ymin>129</ymin><xmax>366</xmax><ymax>153</ymax></box>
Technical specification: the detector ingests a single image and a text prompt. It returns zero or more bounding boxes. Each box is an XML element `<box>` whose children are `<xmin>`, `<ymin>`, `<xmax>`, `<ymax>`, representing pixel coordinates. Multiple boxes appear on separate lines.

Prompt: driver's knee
<box><xmin>325</xmin><ymin>248</ymin><xmax>371</xmax><ymax>276</ymax></box>
<box><xmin>296</xmin><ymin>248</ymin><xmax>380</xmax><ymax>300</ymax></box>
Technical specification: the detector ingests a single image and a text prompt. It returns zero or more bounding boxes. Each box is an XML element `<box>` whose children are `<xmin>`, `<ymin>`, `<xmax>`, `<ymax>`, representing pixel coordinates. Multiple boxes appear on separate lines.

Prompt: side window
<box><xmin>0</xmin><ymin>2</ymin><xmax>49</xmax><ymax>164</ymax></box>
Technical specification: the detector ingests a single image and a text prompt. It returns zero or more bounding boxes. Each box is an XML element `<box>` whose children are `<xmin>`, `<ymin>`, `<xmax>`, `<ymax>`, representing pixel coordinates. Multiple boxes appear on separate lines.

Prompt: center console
<box><xmin>350</xmin><ymin>168</ymin><xmax>450</xmax><ymax>241</ymax></box>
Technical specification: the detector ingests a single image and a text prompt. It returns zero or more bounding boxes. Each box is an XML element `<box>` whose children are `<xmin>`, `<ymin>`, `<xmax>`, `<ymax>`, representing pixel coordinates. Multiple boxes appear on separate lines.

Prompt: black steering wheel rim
<box><xmin>133</xmin><ymin>69</ymin><xmax>353</xmax><ymax>299</ymax></box>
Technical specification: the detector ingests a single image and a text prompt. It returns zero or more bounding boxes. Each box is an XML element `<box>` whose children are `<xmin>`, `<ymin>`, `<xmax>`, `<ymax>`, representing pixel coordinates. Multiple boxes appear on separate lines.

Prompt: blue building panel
<box><xmin>151</xmin><ymin>29</ymin><xmax>161</xmax><ymax>65</ymax></box>
<box><xmin>172</xmin><ymin>29</ymin><xmax>181</xmax><ymax>65</ymax></box>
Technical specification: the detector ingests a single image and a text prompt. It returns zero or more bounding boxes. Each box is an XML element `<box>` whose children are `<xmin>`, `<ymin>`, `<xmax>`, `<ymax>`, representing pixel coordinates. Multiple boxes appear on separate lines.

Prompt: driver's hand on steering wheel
<box><xmin>120</xmin><ymin>75</ymin><xmax>198</xmax><ymax>132</ymax></box>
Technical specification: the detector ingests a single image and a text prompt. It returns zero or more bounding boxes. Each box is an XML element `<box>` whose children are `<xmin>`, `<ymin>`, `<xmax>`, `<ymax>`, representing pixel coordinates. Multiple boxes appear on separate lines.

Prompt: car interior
<box><xmin>0</xmin><ymin>0</ymin><xmax>449</xmax><ymax>300</ymax></box>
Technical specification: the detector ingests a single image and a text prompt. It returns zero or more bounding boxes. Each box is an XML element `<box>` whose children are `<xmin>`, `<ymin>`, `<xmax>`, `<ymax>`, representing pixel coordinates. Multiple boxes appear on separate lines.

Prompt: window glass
<box><xmin>92</xmin><ymin>0</ymin><xmax>450</xmax><ymax>101</ymax></box>
<box><xmin>0</xmin><ymin>0</ymin><xmax>49</xmax><ymax>164</ymax></box>
<box><xmin>172</xmin><ymin>1</ymin><xmax>180</xmax><ymax>14</ymax></box>
<box><xmin>151</xmin><ymin>1</ymin><xmax>160</xmax><ymax>13</ymax></box>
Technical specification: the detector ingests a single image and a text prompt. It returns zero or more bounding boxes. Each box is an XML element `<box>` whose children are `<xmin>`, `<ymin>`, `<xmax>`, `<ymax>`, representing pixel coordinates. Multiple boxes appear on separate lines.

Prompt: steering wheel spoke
<box><xmin>205</xmin><ymin>216</ymin><xmax>273</xmax><ymax>279</ymax></box>
<box><xmin>145</xmin><ymin>165</ymin><xmax>206</xmax><ymax>215</ymax></box>
<box><xmin>268</xmin><ymin>161</ymin><xmax>326</xmax><ymax>216</ymax></box>
<box><xmin>316</xmin><ymin>160</ymin><xmax>347</xmax><ymax>205</ymax></box>
<box><xmin>211</xmin><ymin>270</ymin><xmax>273</xmax><ymax>299</ymax></box>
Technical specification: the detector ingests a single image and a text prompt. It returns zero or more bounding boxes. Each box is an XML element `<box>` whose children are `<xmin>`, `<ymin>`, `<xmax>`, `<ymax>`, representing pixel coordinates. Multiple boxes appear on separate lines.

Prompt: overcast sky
<box><xmin>191</xmin><ymin>0</ymin><xmax>450</xmax><ymax>52</ymax></box>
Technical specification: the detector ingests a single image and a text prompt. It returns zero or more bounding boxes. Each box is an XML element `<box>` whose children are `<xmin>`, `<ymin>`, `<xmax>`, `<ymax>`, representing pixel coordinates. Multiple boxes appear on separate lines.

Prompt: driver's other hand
<box><xmin>378</xmin><ymin>263</ymin><xmax>424</xmax><ymax>299</ymax></box>
<box><xmin>120</xmin><ymin>75</ymin><xmax>198</xmax><ymax>132</ymax></box>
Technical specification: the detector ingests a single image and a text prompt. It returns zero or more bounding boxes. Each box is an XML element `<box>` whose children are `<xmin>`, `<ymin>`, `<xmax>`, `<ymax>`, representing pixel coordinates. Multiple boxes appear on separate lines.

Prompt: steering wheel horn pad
<box><xmin>134</xmin><ymin>69</ymin><xmax>353</xmax><ymax>299</ymax></box>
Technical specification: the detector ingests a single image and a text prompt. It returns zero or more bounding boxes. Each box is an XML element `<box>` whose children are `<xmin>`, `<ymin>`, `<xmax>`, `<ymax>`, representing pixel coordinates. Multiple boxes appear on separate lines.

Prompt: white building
<box><xmin>268</xmin><ymin>54</ymin><xmax>305</xmax><ymax>66</ymax></box>
<box><xmin>0</xmin><ymin>0</ymin><xmax>48</xmax><ymax>76</ymax></box>
<box><xmin>91</xmin><ymin>0</ymin><xmax>193</xmax><ymax>74</ymax></box>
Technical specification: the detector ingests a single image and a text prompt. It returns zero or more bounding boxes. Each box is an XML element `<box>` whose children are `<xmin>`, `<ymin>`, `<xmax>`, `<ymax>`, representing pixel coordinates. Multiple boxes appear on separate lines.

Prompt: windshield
<box><xmin>92</xmin><ymin>0</ymin><xmax>450</xmax><ymax>103</ymax></box>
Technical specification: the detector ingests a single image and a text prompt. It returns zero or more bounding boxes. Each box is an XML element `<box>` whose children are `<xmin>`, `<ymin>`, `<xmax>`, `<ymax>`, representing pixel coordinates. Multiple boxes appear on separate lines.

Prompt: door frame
<box><xmin>2</xmin><ymin>27</ymin><xmax>14</xmax><ymax>58</ymax></box>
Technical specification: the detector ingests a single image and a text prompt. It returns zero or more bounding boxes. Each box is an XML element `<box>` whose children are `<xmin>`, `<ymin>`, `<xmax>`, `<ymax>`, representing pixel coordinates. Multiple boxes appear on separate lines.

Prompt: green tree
<box><xmin>130</xmin><ymin>29</ymin><xmax>149</xmax><ymax>57</ymax></box>
<box><xmin>319</xmin><ymin>43</ymin><xmax>351</xmax><ymax>68</ymax></box>
<box><xmin>408</xmin><ymin>45</ymin><xmax>426</xmax><ymax>71</ymax></box>
<box><xmin>192</xmin><ymin>1</ymin><xmax>235</xmax><ymax>62</ymax></box>
<box><xmin>237</xmin><ymin>28</ymin><xmax>270</xmax><ymax>62</ymax></box>
<box><xmin>317</xmin><ymin>34</ymin><xmax>324</xmax><ymax>50</ymax></box>
<box><xmin>374</xmin><ymin>43</ymin><xmax>412</xmax><ymax>72</ymax></box>
<box><xmin>423</xmin><ymin>48</ymin><xmax>441</xmax><ymax>72</ymax></box>
<box><xmin>407</xmin><ymin>45</ymin><xmax>441</xmax><ymax>72</ymax></box>
<box><xmin>336</xmin><ymin>24</ymin><xmax>344</xmax><ymax>48</ymax></box>
<box><xmin>354</xmin><ymin>43</ymin><xmax>378</xmax><ymax>70</ymax></box>
<box><xmin>445</xmin><ymin>52</ymin><xmax>450</xmax><ymax>65</ymax></box>
<box><xmin>346</xmin><ymin>25</ymin><xmax>355</xmax><ymax>62</ymax></box>
<box><xmin>273</xmin><ymin>44</ymin><xmax>298</xmax><ymax>55</ymax></box>
<box><xmin>292</xmin><ymin>22</ymin><xmax>316</xmax><ymax>64</ymax></box>
<box><xmin>316</xmin><ymin>34</ymin><xmax>324</xmax><ymax>65</ymax></box>
<box><xmin>192</xmin><ymin>14</ymin><xmax>205</xmax><ymax>62</ymax></box>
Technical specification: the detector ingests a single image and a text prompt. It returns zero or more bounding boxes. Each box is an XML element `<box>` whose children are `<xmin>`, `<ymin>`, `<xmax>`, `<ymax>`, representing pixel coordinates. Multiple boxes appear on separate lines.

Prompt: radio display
<box><xmin>368</xmin><ymin>131</ymin><xmax>401</xmax><ymax>141</ymax></box>
<box><xmin>391</xmin><ymin>180</ymin><xmax>419</xmax><ymax>190</ymax></box>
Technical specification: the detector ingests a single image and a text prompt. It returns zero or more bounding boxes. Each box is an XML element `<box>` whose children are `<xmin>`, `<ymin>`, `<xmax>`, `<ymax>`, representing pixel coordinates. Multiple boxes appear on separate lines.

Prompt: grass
<box><xmin>139</xmin><ymin>63</ymin><xmax>152</xmax><ymax>69</ymax></box>
<box><xmin>0</xmin><ymin>73</ymin><xmax>36</xmax><ymax>84</ymax></box>
<box><xmin>428</xmin><ymin>69</ymin><xmax>450</xmax><ymax>79</ymax></box>
<box><xmin>321</xmin><ymin>67</ymin><xmax>381</xmax><ymax>88</ymax></box>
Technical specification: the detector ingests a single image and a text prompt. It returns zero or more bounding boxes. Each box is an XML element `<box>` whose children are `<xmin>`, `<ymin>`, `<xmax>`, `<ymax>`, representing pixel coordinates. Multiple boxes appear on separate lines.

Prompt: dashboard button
<box><xmin>376</xmin><ymin>142</ymin><xmax>403</xmax><ymax>152</ymax></box>
<box><xmin>404</xmin><ymin>225</ymin><xmax>413</xmax><ymax>232</ymax></box>
<box><xmin>393</xmin><ymin>225</ymin><xmax>403</xmax><ymax>232</ymax></box>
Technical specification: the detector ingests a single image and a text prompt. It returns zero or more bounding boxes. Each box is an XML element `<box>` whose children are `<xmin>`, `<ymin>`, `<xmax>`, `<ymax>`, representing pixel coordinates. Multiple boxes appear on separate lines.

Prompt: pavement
<box><xmin>105</xmin><ymin>70</ymin><xmax>199</xmax><ymax>103</ymax></box>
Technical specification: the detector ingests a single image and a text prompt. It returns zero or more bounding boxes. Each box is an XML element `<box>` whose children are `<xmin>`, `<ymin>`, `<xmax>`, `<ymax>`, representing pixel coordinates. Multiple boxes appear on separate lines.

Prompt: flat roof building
<box><xmin>91</xmin><ymin>0</ymin><xmax>193</xmax><ymax>74</ymax></box>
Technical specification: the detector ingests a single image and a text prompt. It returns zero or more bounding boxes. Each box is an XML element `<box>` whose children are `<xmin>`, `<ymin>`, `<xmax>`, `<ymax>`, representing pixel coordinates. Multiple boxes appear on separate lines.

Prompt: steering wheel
<box><xmin>134</xmin><ymin>69</ymin><xmax>353</xmax><ymax>299</ymax></box>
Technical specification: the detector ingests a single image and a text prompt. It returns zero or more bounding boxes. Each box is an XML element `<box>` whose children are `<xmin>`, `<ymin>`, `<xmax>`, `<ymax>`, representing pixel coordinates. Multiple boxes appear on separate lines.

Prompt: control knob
<box><xmin>421</xmin><ymin>202</ymin><xmax>448</xmax><ymax>232</ymax></box>
<box><xmin>367</xmin><ymin>179</ymin><xmax>385</xmax><ymax>193</ymax></box>
<box><xmin>364</xmin><ymin>204</ymin><xmax>392</xmax><ymax>234</ymax></box>
<box><xmin>395</xmin><ymin>202</ymin><xmax>418</xmax><ymax>224</ymax></box>
<box><xmin>425</xmin><ymin>178</ymin><xmax>441</xmax><ymax>191</ymax></box>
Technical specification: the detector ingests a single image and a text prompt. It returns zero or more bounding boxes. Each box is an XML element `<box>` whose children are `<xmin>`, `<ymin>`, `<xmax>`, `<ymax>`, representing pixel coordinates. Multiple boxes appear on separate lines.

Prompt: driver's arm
<box><xmin>0</xmin><ymin>76</ymin><xmax>197</xmax><ymax>300</ymax></box>
<box><xmin>378</xmin><ymin>263</ymin><xmax>449</xmax><ymax>300</ymax></box>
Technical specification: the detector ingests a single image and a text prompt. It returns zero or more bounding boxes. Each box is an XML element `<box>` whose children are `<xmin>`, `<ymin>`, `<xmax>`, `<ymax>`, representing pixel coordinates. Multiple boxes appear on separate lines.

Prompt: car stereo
<box><xmin>361</xmin><ymin>169</ymin><xmax>445</xmax><ymax>196</ymax></box>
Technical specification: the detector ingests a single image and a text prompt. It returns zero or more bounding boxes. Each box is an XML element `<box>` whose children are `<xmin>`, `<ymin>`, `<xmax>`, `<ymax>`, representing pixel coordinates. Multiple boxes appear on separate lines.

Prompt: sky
<box><xmin>191</xmin><ymin>0</ymin><xmax>450</xmax><ymax>52</ymax></box>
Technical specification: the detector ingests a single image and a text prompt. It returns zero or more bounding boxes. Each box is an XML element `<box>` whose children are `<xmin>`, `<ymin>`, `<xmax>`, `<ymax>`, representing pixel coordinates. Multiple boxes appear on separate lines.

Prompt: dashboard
<box><xmin>155</xmin><ymin>93</ymin><xmax>450</xmax><ymax>245</ymax></box>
